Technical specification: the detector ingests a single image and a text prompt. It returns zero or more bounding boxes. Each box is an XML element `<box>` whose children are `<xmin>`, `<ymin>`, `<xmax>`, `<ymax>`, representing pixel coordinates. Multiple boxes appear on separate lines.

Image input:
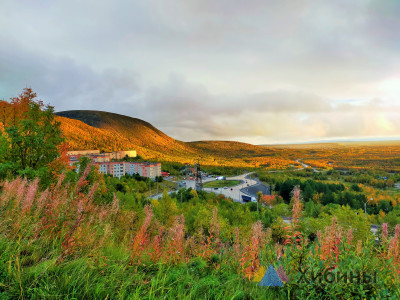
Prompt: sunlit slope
<box><xmin>56</xmin><ymin>110</ymin><xmax>298</xmax><ymax>168</ymax></box>
<box><xmin>57</xmin><ymin>110</ymin><xmax>192</xmax><ymax>152</ymax></box>
<box><xmin>56</xmin><ymin>111</ymin><xmax>200</xmax><ymax>163</ymax></box>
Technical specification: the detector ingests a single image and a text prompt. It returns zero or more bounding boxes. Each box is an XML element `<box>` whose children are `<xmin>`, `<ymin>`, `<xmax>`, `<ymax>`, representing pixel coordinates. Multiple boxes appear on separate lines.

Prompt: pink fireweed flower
<box><xmin>168</xmin><ymin>215</ymin><xmax>185</xmax><ymax>264</ymax></box>
<box><xmin>22</xmin><ymin>178</ymin><xmax>39</xmax><ymax>212</ymax></box>
<box><xmin>233</xmin><ymin>227</ymin><xmax>241</xmax><ymax>257</ymax></box>
<box><xmin>346</xmin><ymin>229</ymin><xmax>353</xmax><ymax>245</ymax></box>
<box><xmin>382</xmin><ymin>223</ymin><xmax>388</xmax><ymax>242</ymax></box>
<box><xmin>131</xmin><ymin>205</ymin><xmax>153</xmax><ymax>262</ymax></box>
<box><xmin>16</xmin><ymin>178</ymin><xmax>27</xmax><ymax>204</ymax></box>
<box><xmin>291</xmin><ymin>186</ymin><xmax>302</xmax><ymax>227</ymax></box>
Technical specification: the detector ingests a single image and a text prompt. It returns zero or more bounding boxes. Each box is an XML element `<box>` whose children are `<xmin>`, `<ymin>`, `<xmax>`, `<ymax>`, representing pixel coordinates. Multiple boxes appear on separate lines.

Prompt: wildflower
<box><xmin>346</xmin><ymin>229</ymin><xmax>353</xmax><ymax>245</ymax></box>
<box><xmin>131</xmin><ymin>205</ymin><xmax>153</xmax><ymax>263</ymax></box>
<box><xmin>239</xmin><ymin>221</ymin><xmax>263</xmax><ymax>280</ymax></box>
<box><xmin>16</xmin><ymin>178</ymin><xmax>27</xmax><ymax>204</ymax></box>
<box><xmin>22</xmin><ymin>178</ymin><xmax>39</xmax><ymax>212</ymax></box>
<box><xmin>382</xmin><ymin>223</ymin><xmax>388</xmax><ymax>242</ymax></box>
<box><xmin>167</xmin><ymin>215</ymin><xmax>185</xmax><ymax>264</ymax></box>
<box><xmin>233</xmin><ymin>227</ymin><xmax>241</xmax><ymax>258</ymax></box>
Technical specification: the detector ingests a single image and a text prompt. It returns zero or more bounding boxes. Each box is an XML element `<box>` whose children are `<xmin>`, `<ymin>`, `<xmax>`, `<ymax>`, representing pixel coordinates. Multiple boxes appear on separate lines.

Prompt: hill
<box><xmin>56</xmin><ymin>110</ymin><xmax>299</xmax><ymax>168</ymax></box>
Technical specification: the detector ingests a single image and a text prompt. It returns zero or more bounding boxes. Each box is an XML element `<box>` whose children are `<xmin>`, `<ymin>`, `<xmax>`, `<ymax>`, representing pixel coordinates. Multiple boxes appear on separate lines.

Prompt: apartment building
<box><xmin>110</xmin><ymin>150</ymin><xmax>137</xmax><ymax>160</ymax></box>
<box><xmin>140</xmin><ymin>162</ymin><xmax>162</xmax><ymax>178</ymax></box>
<box><xmin>98</xmin><ymin>161</ymin><xmax>126</xmax><ymax>178</ymax></box>
<box><xmin>67</xmin><ymin>149</ymin><xmax>160</xmax><ymax>179</ymax></box>
<box><xmin>67</xmin><ymin>150</ymin><xmax>100</xmax><ymax>156</ymax></box>
<box><xmin>67</xmin><ymin>150</ymin><xmax>135</xmax><ymax>165</ymax></box>
<box><xmin>97</xmin><ymin>161</ymin><xmax>161</xmax><ymax>179</ymax></box>
<box><xmin>91</xmin><ymin>153</ymin><xmax>111</xmax><ymax>163</ymax></box>
<box><xmin>125</xmin><ymin>162</ymin><xmax>161</xmax><ymax>179</ymax></box>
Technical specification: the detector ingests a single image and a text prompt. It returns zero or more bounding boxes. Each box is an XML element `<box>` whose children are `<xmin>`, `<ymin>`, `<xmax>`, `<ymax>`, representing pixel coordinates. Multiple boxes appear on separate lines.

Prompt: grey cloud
<box><xmin>0</xmin><ymin>43</ymin><xmax>139</xmax><ymax>113</ymax></box>
<box><xmin>1</xmin><ymin>0</ymin><xmax>400</xmax><ymax>144</ymax></box>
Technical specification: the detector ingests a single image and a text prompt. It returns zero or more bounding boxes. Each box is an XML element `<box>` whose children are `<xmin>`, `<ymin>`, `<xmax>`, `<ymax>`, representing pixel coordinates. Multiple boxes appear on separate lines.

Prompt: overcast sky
<box><xmin>1</xmin><ymin>0</ymin><xmax>400</xmax><ymax>144</ymax></box>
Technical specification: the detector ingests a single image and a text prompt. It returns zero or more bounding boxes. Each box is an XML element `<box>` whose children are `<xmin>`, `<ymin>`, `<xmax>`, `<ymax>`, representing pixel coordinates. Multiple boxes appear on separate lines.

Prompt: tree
<box><xmin>256</xmin><ymin>191</ymin><xmax>263</xmax><ymax>212</ymax></box>
<box><xmin>0</xmin><ymin>88</ymin><xmax>64</xmax><ymax>179</ymax></box>
<box><xmin>386</xmin><ymin>179</ymin><xmax>395</xmax><ymax>188</ymax></box>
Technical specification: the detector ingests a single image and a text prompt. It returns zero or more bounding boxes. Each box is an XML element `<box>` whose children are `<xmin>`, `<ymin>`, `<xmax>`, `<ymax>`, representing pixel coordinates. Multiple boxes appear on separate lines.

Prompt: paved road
<box><xmin>295</xmin><ymin>159</ymin><xmax>319</xmax><ymax>173</ymax></box>
<box><xmin>182</xmin><ymin>173</ymin><xmax>270</xmax><ymax>203</ymax></box>
<box><xmin>150</xmin><ymin>157</ymin><xmax>317</xmax><ymax>201</ymax></box>
<box><xmin>150</xmin><ymin>173</ymin><xmax>270</xmax><ymax>203</ymax></box>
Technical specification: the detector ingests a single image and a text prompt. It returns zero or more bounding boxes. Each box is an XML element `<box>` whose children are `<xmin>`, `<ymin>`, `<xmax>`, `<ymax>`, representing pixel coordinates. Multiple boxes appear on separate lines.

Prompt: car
<box><xmin>224</xmin><ymin>187</ymin><xmax>228</xmax><ymax>189</ymax></box>
<box><xmin>214</xmin><ymin>187</ymin><xmax>218</xmax><ymax>190</ymax></box>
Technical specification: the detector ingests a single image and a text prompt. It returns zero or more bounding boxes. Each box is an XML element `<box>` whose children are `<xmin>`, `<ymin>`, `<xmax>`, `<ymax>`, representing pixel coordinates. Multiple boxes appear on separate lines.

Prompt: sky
<box><xmin>1</xmin><ymin>0</ymin><xmax>400</xmax><ymax>144</ymax></box>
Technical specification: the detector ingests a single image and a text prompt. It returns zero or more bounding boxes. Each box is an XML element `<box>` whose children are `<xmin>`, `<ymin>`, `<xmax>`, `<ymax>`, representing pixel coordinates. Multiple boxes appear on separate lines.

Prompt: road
<box><xmin>176</xmin><ymin>173</ymin><xmax>270</xmax><ymax>203</ymax></box>
<box><xmin>150</xmin><ymin>157</ymin><xmax>316</xmax><ymax>202</ymax></box>
<box><xmin>150</xmin><ymin>173</ymin><xmax>270</xmax><ymax>203</ymax></box>
<box><xmin>295</xmin><ymin>159</ymin><xmax>319</xmax><ymax>173</ymax></box>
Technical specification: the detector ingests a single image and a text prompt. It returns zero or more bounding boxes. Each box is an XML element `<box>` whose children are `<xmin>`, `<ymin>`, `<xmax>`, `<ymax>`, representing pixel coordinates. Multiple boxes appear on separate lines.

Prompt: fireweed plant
<box><xmin>0</xmin><ymin>173</ymin><xmax>400</xmax><ymax>299</ymax></box>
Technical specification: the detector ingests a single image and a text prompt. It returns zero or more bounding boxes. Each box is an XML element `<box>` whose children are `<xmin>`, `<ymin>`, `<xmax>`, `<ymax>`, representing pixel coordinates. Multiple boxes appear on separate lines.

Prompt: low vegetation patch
<box><xmin>203</xmin><ymin>180</ymin><xmax>241</xmax><ymax>188</ymax></box>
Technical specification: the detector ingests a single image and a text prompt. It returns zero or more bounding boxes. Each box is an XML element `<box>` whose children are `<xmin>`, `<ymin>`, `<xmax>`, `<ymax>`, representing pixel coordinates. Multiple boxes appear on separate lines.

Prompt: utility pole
<box><xmin>195</xmin><ymin>159</ymin><xmax>203</xmax><ymax>192</ymax></box>
<box><xmin>364</xmin><ymin>202</ymin><xmax>367</xmax><ymax>219</ymax></box>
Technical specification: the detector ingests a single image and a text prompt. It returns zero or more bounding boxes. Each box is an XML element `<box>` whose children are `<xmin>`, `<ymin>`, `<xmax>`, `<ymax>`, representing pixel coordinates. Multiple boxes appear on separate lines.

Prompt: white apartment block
<box><xmin>97</xmin><ymin>161</ymin><xmax>161</xmax><ymax>179</ymax></box>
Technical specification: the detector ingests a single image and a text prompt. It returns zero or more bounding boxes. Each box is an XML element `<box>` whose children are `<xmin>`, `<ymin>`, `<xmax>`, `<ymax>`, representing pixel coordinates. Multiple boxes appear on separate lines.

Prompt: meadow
<box><xmin>202</xmin><ymin>180</ymin><xmax>241</xmax><ymax>188</ymax></box>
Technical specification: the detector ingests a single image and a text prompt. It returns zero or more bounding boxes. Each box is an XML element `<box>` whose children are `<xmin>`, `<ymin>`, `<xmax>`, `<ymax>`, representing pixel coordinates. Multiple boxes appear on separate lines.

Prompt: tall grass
<box><xmin>1</xmin><ymin>176</ymin><xmax>400</xmax><ymax>299</ymax></box>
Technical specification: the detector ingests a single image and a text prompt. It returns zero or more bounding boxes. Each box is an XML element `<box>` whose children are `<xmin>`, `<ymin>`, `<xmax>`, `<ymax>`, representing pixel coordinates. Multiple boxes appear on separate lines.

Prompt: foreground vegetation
<box><xmin>1</xmin><ymin>172</ymin><xmax>400</xmax><ymax>299</ymax></box>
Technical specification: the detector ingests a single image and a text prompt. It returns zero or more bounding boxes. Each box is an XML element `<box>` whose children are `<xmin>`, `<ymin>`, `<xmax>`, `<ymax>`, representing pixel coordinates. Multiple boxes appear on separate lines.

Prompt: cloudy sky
<box><xmin>1</xmin><ymin>0</ymin><xmax>400</xmax><ymax>144</ymax></box>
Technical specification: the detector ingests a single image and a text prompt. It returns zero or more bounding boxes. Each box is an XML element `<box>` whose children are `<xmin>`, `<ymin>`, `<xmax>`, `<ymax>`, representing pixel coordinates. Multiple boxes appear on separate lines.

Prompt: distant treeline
<box><xmin>270</xmin><ymin>178</ymin><xmax>394</xmax><ymax>215</ymax></box>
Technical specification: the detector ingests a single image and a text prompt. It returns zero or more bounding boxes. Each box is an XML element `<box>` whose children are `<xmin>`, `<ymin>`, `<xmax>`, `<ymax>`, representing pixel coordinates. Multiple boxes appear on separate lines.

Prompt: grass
<box><xmin>203</xmin><ymin>180</ymin><xmax>241</xmax><ymax>188</ymax></box>
<box><xmin>2</xmin><ymin>174</ymin><xmax>400</xmax><ymax>299</ymax></box>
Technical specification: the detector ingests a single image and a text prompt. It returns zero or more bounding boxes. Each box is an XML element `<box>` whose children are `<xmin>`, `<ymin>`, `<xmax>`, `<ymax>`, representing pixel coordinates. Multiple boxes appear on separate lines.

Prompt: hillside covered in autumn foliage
<box><xmin>56</xmin><ymin>110</ymin><xmax>400</xmax><ymax>171</ymax></box>
<box><xmin>56</xmin><ymin>110</ymin><xmax>301</xmax><ymax>169</ymax></box>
